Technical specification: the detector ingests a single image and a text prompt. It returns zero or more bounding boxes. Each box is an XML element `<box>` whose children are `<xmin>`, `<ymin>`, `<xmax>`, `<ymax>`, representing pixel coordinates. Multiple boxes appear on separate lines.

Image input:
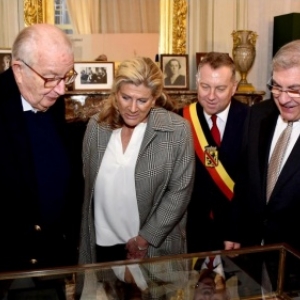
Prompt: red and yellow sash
<box><xmin>184</xmin><ymin>102</ymin><xmax>234</xmax><ymax>200</ymax></box>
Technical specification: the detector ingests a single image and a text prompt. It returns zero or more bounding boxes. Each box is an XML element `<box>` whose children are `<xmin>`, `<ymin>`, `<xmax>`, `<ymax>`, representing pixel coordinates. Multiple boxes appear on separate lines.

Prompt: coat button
<box><xmin>30</xmin><ymin>259</ymin><xmax>38</xmax><ymax>265</ymax></box>
<box><xmin>34</xmin><ymin>225</ymin><xmax>41</xmax><ymax>231</ymax></box>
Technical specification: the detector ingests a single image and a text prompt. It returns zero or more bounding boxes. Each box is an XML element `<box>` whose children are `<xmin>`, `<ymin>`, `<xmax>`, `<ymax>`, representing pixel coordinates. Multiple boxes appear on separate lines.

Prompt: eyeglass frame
<box><xmin>267</xmin><ymin>78</ymin><xmax>300</xmax><ymax>98</ymax></box>
<box><xmin>19</xmin><ymin>59</ymin><xmax>77</xmax><ymax>88</ymax></box>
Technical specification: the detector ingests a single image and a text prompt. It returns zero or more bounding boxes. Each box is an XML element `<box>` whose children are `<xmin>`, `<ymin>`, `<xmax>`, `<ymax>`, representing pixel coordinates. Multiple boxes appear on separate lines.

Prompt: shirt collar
<box><xmin>21</xmin><ymin>96</ymin><xmax>38</xmax><ymax>113</ymax></box>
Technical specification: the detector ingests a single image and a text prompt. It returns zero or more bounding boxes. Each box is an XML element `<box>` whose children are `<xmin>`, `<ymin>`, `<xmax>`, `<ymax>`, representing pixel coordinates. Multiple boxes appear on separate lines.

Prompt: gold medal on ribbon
<box><xmin>204</xmin><ymin>146</ymin><xmax>219</xmax><ymax>168</ymax></box>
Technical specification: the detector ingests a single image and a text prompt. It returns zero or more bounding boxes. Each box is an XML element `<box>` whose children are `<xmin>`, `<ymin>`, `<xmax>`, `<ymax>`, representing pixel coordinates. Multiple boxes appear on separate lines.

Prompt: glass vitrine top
<box><xmin>0</xmin><ymin>244</ymin><xmax>299</xmax><ymax>300</ymax></box>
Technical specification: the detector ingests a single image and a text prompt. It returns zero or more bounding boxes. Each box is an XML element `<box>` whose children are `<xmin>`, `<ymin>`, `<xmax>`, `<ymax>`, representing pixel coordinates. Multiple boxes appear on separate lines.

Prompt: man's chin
<box><xmin>43</xmin><ymin>98</ymin><xmax>57</xmax><ymax>107</ymax></box>
<box><xmin>204</xmin><ymin>107</ymin><xmax>218</xmax><ymax>115</ymax></box>
<box><xmin>280</xmin><ymin>109</ymin><xmax>300</xmax><ymax>122</ymax></box>
<box><xmin>34</xmin><ymin>101</ymin><xmax>55</xmax><ymax>112</ymax></box>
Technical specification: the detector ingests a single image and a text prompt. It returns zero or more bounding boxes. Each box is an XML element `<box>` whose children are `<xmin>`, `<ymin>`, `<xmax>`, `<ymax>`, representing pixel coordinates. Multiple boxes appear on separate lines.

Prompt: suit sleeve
<box><xmin>138</xmin><ymin>120</ymin><xmax>195</xmax><ymax>248</ymax></box>
<box><xmin>225</xmin><ymin>110</ymin><xmax>251</xmax><ymax>243</ymax></box>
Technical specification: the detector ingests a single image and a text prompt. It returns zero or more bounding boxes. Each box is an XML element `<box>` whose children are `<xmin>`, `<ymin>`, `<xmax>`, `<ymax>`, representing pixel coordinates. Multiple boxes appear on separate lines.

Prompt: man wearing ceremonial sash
<box><xmin>183</xmin><ymin>52</ymin><xmax>249</xmax><ymax>253</ymax></box>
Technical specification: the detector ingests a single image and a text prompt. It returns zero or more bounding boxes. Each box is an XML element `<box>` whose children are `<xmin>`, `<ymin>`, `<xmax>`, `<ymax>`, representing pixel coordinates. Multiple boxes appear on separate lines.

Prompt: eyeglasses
<box><xmin>267</xmin><ymin>79</ymin><xmax>300</xmax><ymax>98</ymax></box>
<box><xmin>20</xmin><ymin>60</ymin><xmax>77</xmax><ymax>88</ymax></box>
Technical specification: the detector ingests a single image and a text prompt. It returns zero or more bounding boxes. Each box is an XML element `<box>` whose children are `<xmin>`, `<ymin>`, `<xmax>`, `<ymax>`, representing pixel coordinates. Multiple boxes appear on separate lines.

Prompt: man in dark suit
<box><xmin>183</xmin><ymin>52</ymin><xmax>249</xmax><ymax>253</ymax></box>
<box><xmin>0</xmin><ymin>24</ymin><xmax>84</xmax><ymax>271</ymax></box>
<box><xmin>225</xmin><ymin>40</ymin><xmax>300</xmax><ymax>252</ymax></box>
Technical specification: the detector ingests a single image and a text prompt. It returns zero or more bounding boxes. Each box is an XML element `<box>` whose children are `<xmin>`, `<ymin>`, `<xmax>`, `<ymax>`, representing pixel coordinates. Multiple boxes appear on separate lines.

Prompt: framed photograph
<box><xmin>196</xmin><ymin>52</ymin><xmax>207</xmax><ymax>70</ymax></box>
<box><xmin>161</xmin><ymin>54</ymin><xmax>189</xmax><ymax>90</ymax></box>
<box><xmin>73</xmin><ymin>61</ymin><xmax>115</xmax><ymax>91</ymax></box>
<box><xmin>0</xmin><ymin>48</ymin><xmax>12</xmax><ymax>73</ymax></box>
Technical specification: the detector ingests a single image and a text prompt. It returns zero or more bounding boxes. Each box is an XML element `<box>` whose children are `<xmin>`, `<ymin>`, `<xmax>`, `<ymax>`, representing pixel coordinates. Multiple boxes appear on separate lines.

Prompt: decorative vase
<box><xmin>231</xmin><ymin>30</ymin><xmax>258</xmax><ymax>92</ymax></box>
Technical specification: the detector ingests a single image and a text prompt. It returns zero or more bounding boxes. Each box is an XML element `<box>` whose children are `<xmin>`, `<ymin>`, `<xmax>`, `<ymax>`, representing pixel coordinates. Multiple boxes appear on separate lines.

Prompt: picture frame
<box><xmin>196</xmin><ymin>52</ymin><xmax>208</xmax><ymax>70</ymax></box>
<box><xmin>0</xmin><ymin>48</ymin><xmax>12</xmax><ymax>74</ymax></box>
<box><xmin>160</xmin><ymin>54</ymin><xmax>189</xmax><ymax>90</ymax></box>
<box><xmin>73</xmin><ymin>61</ymin><xmax>115</xmax><ymax>91</ymax></box>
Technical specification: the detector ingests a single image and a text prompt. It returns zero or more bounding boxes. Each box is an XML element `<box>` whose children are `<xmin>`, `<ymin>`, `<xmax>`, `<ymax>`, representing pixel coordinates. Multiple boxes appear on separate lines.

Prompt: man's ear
<box><xmin>11</xmin><ymin>62</ymin><xmax>23</xmax><ymax>84</ymax></box>
<box><xmin>232</xmin><ymin>80</ymin><xmax>238</xmax><ymax>95</ymax></box>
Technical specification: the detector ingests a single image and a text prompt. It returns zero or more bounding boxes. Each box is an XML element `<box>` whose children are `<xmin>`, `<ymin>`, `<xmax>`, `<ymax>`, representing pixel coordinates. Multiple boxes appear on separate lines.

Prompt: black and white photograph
<box><xmin>73</xmin><ymin>61</ymin><xmax>114</xmax><ymax>91</ymax></box>
<box><xmin>161</xmin><ymin>54</ymin><xmax>189</xmax><ymax>90</ymax></box>
<box><xmin>0</xmin><ymin>49</ymin><xmax>12</xmax><ymax>73</ymax></box>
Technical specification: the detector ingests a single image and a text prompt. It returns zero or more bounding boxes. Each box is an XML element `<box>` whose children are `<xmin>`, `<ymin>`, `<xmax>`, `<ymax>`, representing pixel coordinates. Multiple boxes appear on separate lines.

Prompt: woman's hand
<box><xmin>126</xmin><ymin>235</ymin><xmax>149</xmax><ymax>259</ymax></box>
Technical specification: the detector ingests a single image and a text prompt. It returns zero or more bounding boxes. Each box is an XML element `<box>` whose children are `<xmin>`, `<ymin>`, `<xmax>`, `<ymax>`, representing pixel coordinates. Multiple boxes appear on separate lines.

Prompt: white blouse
<box><xmin>94</xmin><ymin>122</ymin><xmax>147</xmax><ymax>246</ymax></box>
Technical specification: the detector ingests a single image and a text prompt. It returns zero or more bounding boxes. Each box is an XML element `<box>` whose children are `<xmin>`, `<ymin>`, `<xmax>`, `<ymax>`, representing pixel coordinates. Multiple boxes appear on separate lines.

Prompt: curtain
<box><xmin>187</xmin><ymin>0</ymin><xmax>244</xmax><ymax>89</ymax></box>
<box><xmin>66</xmin><ymin>0</ymin><xmax>100</xmax><ymax>34</ymax></box>
<box><xmin>0</xmin><ymin>0</ymin><xmax>23</xmax><ymax>47</ymax></box>
<box><xmin>100</xmin><ymin>0</ymin><xmax>159</xmax><ymax>33</ymax></box>
<box><xmin>187</xmin><ymin>0</ymin><xmax>300</xmax><ymax>92</ymax></box>
<box><xmin>67</xmin><ymin>0</ymin><xmax>159</xmax><ymax>34</ymax></box>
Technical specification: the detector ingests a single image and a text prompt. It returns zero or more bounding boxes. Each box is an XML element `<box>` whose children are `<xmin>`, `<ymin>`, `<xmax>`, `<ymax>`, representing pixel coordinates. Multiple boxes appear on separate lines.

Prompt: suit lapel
<box><xmin>221</xmin><ymin>100</ymin><xmax>244</xmax><ymax>152</ymax></box>
<box><xmin>138</xmin><ymin>108</ymin><xmax>173</xmax><ymax>156</ymax></box>
<box><xmin>196</xmin><ymin>102</ymin><xmax>216</xmax><ymax>146</ymax></box>
<box><xmin>273</xmin><ymin>128</ymin><xmax>300</xmax><ymax>198</ymax></box>
<box><xmin>259</xmin><ymin>112</ymin><xmax>278</xmax><ymax>191</ymax></box>
<box><xmin>94</xmin><ymin>123</ymin><xmax>112</xmax><ymax>178</ymax></box>
<box><xmin>259</xmin><ymin>107</ymin><xmax>300</xmax><ymax>202</ymax></box>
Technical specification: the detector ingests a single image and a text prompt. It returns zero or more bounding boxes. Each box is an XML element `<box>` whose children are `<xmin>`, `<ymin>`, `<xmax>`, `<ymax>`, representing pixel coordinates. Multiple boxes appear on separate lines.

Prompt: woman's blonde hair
<box><xmin>98</xmin><ymin>57</ymin><xmax>178</xmax><ymax>129</ymax></box>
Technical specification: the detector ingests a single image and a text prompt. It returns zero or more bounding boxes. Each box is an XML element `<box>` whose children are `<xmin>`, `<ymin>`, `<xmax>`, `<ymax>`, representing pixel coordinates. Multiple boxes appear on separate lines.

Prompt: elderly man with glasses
<box><xmin>0</xmin><ymin>24</ymin><xmax>84</xmax><ymax>272</ymax></box>
<box><xmin>225</xmin><ymin>39</ymin><xmax>300</xmax><ymax>252</ymax></box>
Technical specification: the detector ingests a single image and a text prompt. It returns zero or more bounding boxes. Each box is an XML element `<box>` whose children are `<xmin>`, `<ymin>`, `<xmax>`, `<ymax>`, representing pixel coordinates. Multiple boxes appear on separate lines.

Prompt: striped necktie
<box><xmin>266</xmin><ymin>122</ymin><xmax>293</xmax><ymax>202</ymax></box>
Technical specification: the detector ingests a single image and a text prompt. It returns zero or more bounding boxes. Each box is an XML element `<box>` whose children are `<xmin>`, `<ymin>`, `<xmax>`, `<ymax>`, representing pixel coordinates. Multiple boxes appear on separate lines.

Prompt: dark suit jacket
<box><xmin>183</xmin><ymin>99</ymin><xmax>249</xmax><ymax>253</ymax></box>
<box><xmin>0</xmin><ymin>68</ymin><xmax>85</xmax><ymax>271</ymax></box>
<box><xmin>228</xmin><ymin>99</ymin><xmax>300</xmax><ymax>251</ymax></box>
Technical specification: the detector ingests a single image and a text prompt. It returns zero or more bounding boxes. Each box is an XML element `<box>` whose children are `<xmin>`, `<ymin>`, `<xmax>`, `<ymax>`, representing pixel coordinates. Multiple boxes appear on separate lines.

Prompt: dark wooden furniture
<box><xmin>233</xmin><ymin>90</ymin><xmax>266</xmax><ymax>106</ymax></box>
<box><xmin>64</xmin><ymin>90</ymin><xmax>265</xmax><ymax>122</ymax></box>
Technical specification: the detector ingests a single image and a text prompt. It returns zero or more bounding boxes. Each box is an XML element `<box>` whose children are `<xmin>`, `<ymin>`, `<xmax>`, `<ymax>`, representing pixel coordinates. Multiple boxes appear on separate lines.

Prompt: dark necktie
<box><xmin>207</xmin><ymin>256</ymin><xmax>215</xmax><ymax>269</ymax></box>
<box><xmin>211</xmin><ymin>114</ymin><xmax>221</xmax><ymax>146</ymax></box>
<box><xmin>266</xmin><ymin>122</ymin><xmax>293</xmax><ymax>202</ymax></box>
<box><xmin>203</xmin><ymin>255</ymin><xmax>226</xmax><ymax>285</ymax></box>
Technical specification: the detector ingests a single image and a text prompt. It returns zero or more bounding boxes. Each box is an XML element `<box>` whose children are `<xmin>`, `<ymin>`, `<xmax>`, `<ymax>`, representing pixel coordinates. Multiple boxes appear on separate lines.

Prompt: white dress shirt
<box><xmin>21</xmin><ymin>96</ymin><xmax>37</xmax><ymax>112</ymax></box>
<box><xmin>203</xmin><ymin>103</ymin><xmax>231</xmax><ymax>140</ymax></box>
<box><xmin>94</xmin><ymin>122</ymin><xmax>147</xmax><ymax>246</ymax></box>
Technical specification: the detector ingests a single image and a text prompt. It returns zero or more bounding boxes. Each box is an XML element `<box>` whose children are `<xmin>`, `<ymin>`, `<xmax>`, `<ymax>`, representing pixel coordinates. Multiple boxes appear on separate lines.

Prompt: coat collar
<box><xmin>139</xmin><ymin>107</ymin><xmax>174</xmax><ymax>156</ymax></box>
<box><xmin>148</xmin><ymin>107</ymin><xmax>175</xmax><ymax>132</ymax></box>
<box><xmin>94</xmin><ymin>107</ymin><xmax>174</xmax><ymax>161</ymax></box>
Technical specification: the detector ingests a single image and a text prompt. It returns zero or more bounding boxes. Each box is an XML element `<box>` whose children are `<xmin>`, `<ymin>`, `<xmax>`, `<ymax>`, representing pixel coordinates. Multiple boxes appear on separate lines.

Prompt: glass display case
<box><xmin>0</xmin><ymin>244</ymin><xmax>299</xmax><ymax>300</ymax></box>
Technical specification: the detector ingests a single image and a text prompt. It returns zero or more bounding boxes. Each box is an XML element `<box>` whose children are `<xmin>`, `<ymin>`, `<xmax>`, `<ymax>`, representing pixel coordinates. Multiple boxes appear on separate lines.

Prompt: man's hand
<box><xmin>224</xmin><ymin>241</ymin><xmax>241</xmax><ymax>250</ymax></box>
<box><xmin>224</xmin><ymin>241</ymin><xmax>241</xmax><ymax>257</ymax></box>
